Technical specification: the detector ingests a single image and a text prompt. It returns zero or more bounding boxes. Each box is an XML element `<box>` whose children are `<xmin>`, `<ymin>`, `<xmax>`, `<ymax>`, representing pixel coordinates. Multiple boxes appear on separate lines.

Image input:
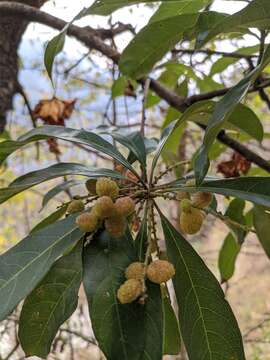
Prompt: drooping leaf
<box><xmin>83</xmin><ymin>229</ymin><xmax>164</xmax><ymax>360</ymax></box>
<box><xmin>218</xmin><ymin>234</ymin><xmax>241</xmax><ymax>283</ymax></box>
<box><xmin>30</xmin><ymin>205</ymin><xmax>68</xmax><ymax>234</ymax></box>
<box><xmin>225</xmin><ymin>198</ymin><xmax>247</xmax><ymax>244</ymax></box>
<box><xmin>253</xmin><ymin>205</ymin><xmax>270</xmax><ymax>258</ymax></box>
<box><xmin>19</xmin><ymin>241</ymin><xmax>83</xmax><ymax>357</ymax></box>
<box><xmin>167</xmin><ymin>177</ymin><xmax>270</xmax><ymax>208</ymax></box>
<box><xmin>202</xmin><ymin>0</ymin><xmax>270</xmax><ymax>46</ymax></box>
<box><xmin>160</xmin><ymin>213</ymin><xmax>245</xmax><ymax>360</ymax></box>
<box><xmin>0</xmin><ymin>125</ymin><xmax>137</xmax><ymax>176</ymax></box>
<box><xmin>42</xmin><ymin>179</ymin><xmax>85</xmax><ymax>209</ymax></box>
<box><xmin>0</xmin><ymin>162</ymin><xmax>123</xmax><ymax>205</ymax></box>
<box><xmin>119</xmin><ymin>14</ymin><xmax>198</xmax><ymax>79</ymax></box>
<box><xmin>162</xmin><ymin>296</ymin><xmax>181</xmax><ymax>355</ymax></box>
<box><xmin>194</xmin><ymin>44</ymin><xmax>270</xmax><ymax>183</ymax></box>
<box><xmin>0</xmin><ymin>215</ymin><xmax>82</xmax><ymax>321</ymax></box>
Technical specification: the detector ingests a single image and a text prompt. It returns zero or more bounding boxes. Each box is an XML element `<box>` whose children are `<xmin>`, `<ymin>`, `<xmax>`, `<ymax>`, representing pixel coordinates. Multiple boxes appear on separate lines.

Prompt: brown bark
<box><xmin>0</xmin><ymin>0</ymin><xmax>47</xmax><ymax>132</ymax></box>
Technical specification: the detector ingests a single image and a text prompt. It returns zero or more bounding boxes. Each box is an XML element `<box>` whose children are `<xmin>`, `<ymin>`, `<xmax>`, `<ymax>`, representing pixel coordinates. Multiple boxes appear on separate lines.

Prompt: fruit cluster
<box><xmin>73</xmin><ymin>177</ymin><xmax>135</xmax><ymax>238</ymax></box>
<box><xmin>178</xmin><ymin>186</ymin><xmax>212</xmax><ymax>235</ymax></box>
<box><xmin>117</xmin><ymin>260</ymin><xmax>175</xmax><ymax>304</ymax></box>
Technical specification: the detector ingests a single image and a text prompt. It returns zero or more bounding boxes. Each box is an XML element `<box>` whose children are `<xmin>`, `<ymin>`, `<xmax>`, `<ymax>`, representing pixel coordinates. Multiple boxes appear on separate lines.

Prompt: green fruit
<box><xmin>179</xmin><ymin>206</ymin><xmax>204</xmax><ymax>235</ymax></box>
<box><xmin>96</xmin><ymin>177</ymin><xmax>119</xmax><ymax>200</ymax></box>
<box><xmin>67</xmin><ymin>200</ymin><xmax>85</xmax><ymax>214</ymax></box>
<box><xmin>85</xmin><ymin>179</ymin><xmax>97</xmax><ymax>195</ymax></box>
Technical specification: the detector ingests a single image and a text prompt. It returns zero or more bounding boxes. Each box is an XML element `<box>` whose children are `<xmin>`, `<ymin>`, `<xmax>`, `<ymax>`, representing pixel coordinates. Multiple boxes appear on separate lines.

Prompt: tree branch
<box><xmin>1</xmin><ymin>1</ymin><xmax>269</xmax><ymax>173</ymax></box>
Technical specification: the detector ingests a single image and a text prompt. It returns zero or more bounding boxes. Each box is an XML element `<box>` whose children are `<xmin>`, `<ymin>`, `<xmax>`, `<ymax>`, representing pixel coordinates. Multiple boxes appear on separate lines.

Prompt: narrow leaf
<box><xmin>162</xmin><ymin>296</ymin><xmax>181</xmax><ymax>355</ymax></box>
<box><xmin>0</xmin><ymin>215</ymin><xmax>82</xmax><ymax>321</ymax></box>
<box><xmin>160</xmin><ymin>213</ymin><xmax>245</xmax><ymax>360</ymax></box>
<box><xmin>253</xmin><ymin>205</ymin><xmax>270</xmax><ymax>258</ymax></box>
<box><xmin>218</xmin><ymin>234</ymin><xmax>241</xmax><ymax>283</ymax></box>
<box><xmin>30</xmin><ymin>206</ymin><xmax>68</xmax><ymax>234</ymax></box>
<box><xmin>19</xmin><ymin>241</ymin><xmax>83</xmax><ymax>357</ymax></box>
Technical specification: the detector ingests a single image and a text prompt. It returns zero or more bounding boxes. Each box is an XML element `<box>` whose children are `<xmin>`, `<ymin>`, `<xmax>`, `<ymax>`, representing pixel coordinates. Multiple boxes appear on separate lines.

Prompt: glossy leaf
<box><xmin>134</xmin><ymin>207</ymin><xmax>148</xmax><ymax>261</ymax></box>
<box><xmin>19</xmin><ymin>241</ymin><xmax>83</xmax><ymax>357</ymax></box>
<box><xmin>194</xmin><ymin>44</ymin><xmax>270</xmax><ymax>183</ymax></box>
<box><xmin>162</xmin><ymin>296</ymin><xmax>181</xmax><ymax>355</ymax></box>
<box><xmin>160</xmin><ymin>213</ymin><xmax>245</xmax><ymax>360</ymax></box>
<box><xmin>202</xmin><ymin>0</ymin><xmax>270</xmax><ymax>46</ymax></box>
<box><xmin>175</xmin><ymin>100</ymin><xmax>263</xmax><ymax>142</ymax></box>
<box><xmin>0</xmin><ymin>162</ymin><xmax>123</xmax><ymax>205</ymax></box>
<box><xmin>167</xmin><ymin>177</ymin><xmax>270</xmax><ymax>208</ymax></box>
<box><xmin>119</xmin><ymin>14</ymin><xmax>198</xmax><ymax>79</ymax></box>
<box><xmin>87</xmin><ymin>0</ymin><xmax>205</xmax><ymax>16</ymax></box>
<box><xmin>83</xmin><ymin>229</ymin><xmax>163</xmax><ymax>360</ymax></box>
<box><xmin>218</xmin><ymin>234</ymin><xmax>241</xmax><ymax>283</ymax></box>
<box><xmin>0</xmin><ymin>125</ymin><xmax>137</xmax><ymax>175</ymax></box>
<box><xmin>253</xmin><ymin>205</ymin><xmax>270</xmax><ymax>258</ymax></box>
<box><xmin>30</xmin><ymin>206</ymin><xmax>68</xmax><ymax>234</ymax></box>
<box><xmin>42</xmin><ymin>179</ymin><xmax>85</xmax><ymax>209</ymax></box>
<box><xmin>0</xmin><ymin>215</ymin><xmax>82</xmax><ymax>321</ymax></box>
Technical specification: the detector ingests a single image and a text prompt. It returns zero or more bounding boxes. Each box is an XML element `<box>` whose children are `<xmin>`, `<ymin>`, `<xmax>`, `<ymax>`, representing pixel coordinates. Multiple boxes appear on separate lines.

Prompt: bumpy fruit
<box><xmin>115</xmin><ymin>196</ymin><xmax>135</xmax><ymax>217</ymax></box>
<box><xmin>176</xmin><ymin>191</ymin><xmax>190</xmax><ymax>201</ymax></box>
<box><xmin>180</xmin><ymin>199</ymin><xmax>204</xmax><ymax>234</ymax></box>
<box><xmin>105</xmin><ymin>216</ymin><xmax>126</xmax><ymax>238</ymax></box>
<box><xmin>76</xmin><ymin>212</ymin><xmax>98</xmax><ymax>232</ymax></box>
<box><xmin>125</xmin><ymin>262</ymin><xmax>146</xmax><ymax>280</ymax></box>
<box><xmin>85</xmin><ymin>179</ymin><xmax>97</xmax><ymax>195</ymax></box>
<box><xmin>67</xmin><ymin>200</ymin><xmax>85</xmax><ymax>214</ymax></box>
<box><xmin>93</xmin><ymin>196</ymin><xmax>115</xmax><ymax>219</ymax></box>
<box><xmin>96</xmin><ymin>177</ymin><xmax>119</xmax><ymax>200</ymax></box>
<box><xmin>192</xmin><ymin>192</ymin><xmax>213</xmax><ymax>208</ymax></box>
<box><xmin>117</xmin><ymin>279</ymin><xmax>143</xmax><ymax>304</ymax></box>
<box><xmin>147</xmin><ymin>260</ymin><xmax>175</xmax><ymax>284</ymax></box>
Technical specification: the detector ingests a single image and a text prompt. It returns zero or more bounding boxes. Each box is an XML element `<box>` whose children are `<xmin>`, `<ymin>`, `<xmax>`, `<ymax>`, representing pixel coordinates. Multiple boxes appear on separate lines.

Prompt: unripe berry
<box><xmin>115</xmin><ymin>196</ymin><xmax>135</xmax><ymax>217</ymax></box>
<box><xmin>67</xmin><ymin>200</ymin><xmax>85</xmax><ymax>214</ymax></box>
<box><xmin>147</xmin><ymin>260</ymin><xmax>175</xmax><ymax>284</ymax></box>
<box><xmin>125</xmin><ymin>262</ymin><xmax>146</xmax><ymax>280</ymax></box>
<box><xmin>76</xmin><ymin>212</ymin><xmax>98</xmax><ymax>233</ymax></box>
<box><xmin>180</xmin><ymin>198</ymin><xmax>193</xmax><ymax>212</ymax></box>
<box><xmin>179</xmin><ymin>206</ymin><xmax>204</xmax><ymax>235</ymax></box>
<box><xmin>117</xmin><ymin>279</ymin><xmax>143</xmax><ymax>304</ymax></box>
<box><xmin>176</xmin><ymin>192</ymin><xmax>190</xmax><ymax>201</ymax></box>
<box><xmin>85</xmin><ymin>179</ymin><xmax>97</xmax><ymax>195</ymax></box>
<box><xmin>192</xmin><ymin>192</ymin><xmax>213</xmax><ymax>209</ymax></box>
<box><xmin>96</xmin><ymin>177</ymin><xmax>119</xmax><ymax>199</ymax></box>
<box><xmin>93</xmin><ymin>196</ymin><xmax>115</xmax><ymax>219</ymax></box>
<box><xmin>105</xmin><ymin>216</ymin><xmax>126</xmax><ymax>238</ymax></box>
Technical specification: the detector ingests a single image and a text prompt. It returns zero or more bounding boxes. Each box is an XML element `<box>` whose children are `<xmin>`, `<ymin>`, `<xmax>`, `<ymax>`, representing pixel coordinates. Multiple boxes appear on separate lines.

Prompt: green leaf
<box><xmin>194</xmin><ymin>44</ymin><xmax>270</xmax><ymax>183</ymax></box>
<box><xmin>253</xmin><ymin>205</ymin><xmax>270</xmax><ymax>258</ymax></box>
<box><xmin>119</xmin><ymin>14</ymin><xmax>198</xmax><ymax>79</ymax></box>
<box><xmin>30</xmin><ymin>206</ymin><xmax>68</xmax><ymax>234</ymax></box>
<box><xmin>149</xmin><ymin>0</ymin><xmax>209</xmax><ymax>23</ymax></box>
<box><xmin>0</xmin><ymin>162</ymin><xmax>123</xmax><ymax>205</ymax></box>
<box><xmin>175</xmin><ymin>100</ymin><xmax>263</xmax><ymax>142</ymax></box>
<box><xmin>83</xmin><ymin>229</ymin><xmax>163</xmax><ymax>360</ymax></box>
<box><xmin>0</xmin><ymin>215</ymin><xmax>82</xmax><ymax>321</ymax></box>
<box><xmin>0</xmin><ymin>125</ymin><xmax>137</xmax><ymax>176</ymax></box>
<box><xmin>149</xmin><ymin>120</ymin><xmax>178</xmax><ymax>183</ymax></box>
<box><xmin>225</xmin><ymin>198</ymin><xmax>246</xmax><ymax>244</ymax></box>
<box><xmin>218</xmin><ymin>234</ymin><xmax>241</xmax><ymax>283</ymax></box>
<box><xmin>202</xmin><ymin>0</ymin><xmax>270</xmax><ymax>46</ymax></box>
<box><xmin>42</xmin><ymin>179</ymin><xmax>84</xmax><ymax>209</ymax></box>
<box><xmin>168</xmin><ymin>177</ymin><xmax>270</xmax><ymax>208</ymax></box>
<box><xmin>160</xmin><ymin>213</ymin><xmax>245</xmax><ymax>360</ymax></box>
<box><xmin>134</xmin><ymin>207</ymin><xmax>148</xmax><ymax>261</ymax></box>
<box><xmin>18</xmin><ymin>241</ymin><xmax>83</xmax><ymax>357</ymax></box>
<box><xmin>87</xmin><ymin>0</ymin><xmax>205</xmax><ymax>16</ymax></box>
<box><xmin>162</xmin><ymin>296</ymin><xmax>181</xmax><ymax>355</ymax></box>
